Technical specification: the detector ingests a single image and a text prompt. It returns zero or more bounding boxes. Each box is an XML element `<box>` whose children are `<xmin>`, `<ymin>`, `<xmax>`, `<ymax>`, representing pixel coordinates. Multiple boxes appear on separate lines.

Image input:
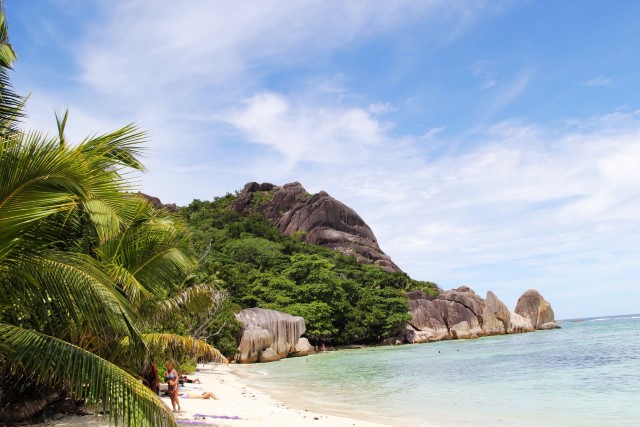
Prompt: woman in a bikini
<box><xmin>164</xmin><ymin>361</ymin><xmax>181</xmax><ymax>412</ymax></box>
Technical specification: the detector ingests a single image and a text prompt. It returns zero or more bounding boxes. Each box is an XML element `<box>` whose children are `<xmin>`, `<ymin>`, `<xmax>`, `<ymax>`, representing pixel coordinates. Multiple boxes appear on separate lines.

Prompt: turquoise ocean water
<box><xmin>237</xmin><ymin>315</ymin><xmax>640</xmax><ymax>426</ymax></box>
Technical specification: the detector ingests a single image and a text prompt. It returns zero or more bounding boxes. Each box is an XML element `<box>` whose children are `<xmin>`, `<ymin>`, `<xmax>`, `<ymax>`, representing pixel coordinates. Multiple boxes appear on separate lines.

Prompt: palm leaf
<box><xmin>0</xmin><ymin>4</ymin><xmax>24</xmax><ymax>134</ymax></box>
<box><xmin>0</xmin><ymin>324</ymin><xmax>176</xmax><ymax>427</ymax></box>
<box><xmin>149</xmin><ymin>283</ymin><xmax>225</xmax><ymax>323</ymax></box>
<box><xmin>2</xmin><ymin>251</ymin><xmax>143</xmax><ymax>347</ymax></box>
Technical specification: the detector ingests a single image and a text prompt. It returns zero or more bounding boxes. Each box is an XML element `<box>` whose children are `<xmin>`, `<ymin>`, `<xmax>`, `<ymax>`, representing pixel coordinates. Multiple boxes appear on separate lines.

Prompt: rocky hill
<box><xmin>230</xmin><ymin>181</ymin><xmax>401</xmax><ymax>273</ymax></box>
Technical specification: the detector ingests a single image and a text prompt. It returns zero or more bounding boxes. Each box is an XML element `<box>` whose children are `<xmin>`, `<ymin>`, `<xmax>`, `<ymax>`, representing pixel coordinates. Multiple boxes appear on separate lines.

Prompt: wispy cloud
<box><xmin>225</xmin><ymin>92</ymin><xmax>387</xmax><ymax>169</ymax></box>
<box><xmin>471</xmin><ymin>59</ymin><xmax>497</xmax><ymax>90</ymax></box>
<box><xmin>584</xmin><ymin>76</ymin><xmax>613</xmax><ymax>87</ymax></box>
<box><xmin>487</xmin><ymin>69</ymin><xmax>533</xmax><ymax>116</ymax></box>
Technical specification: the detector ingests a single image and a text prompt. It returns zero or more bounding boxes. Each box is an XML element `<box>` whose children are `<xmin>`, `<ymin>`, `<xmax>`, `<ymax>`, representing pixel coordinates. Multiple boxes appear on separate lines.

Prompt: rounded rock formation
<box><xmin>514</xmin><ymin>289</ymin><xmax>555</xmax><ymax>329</ymax></box>
<box><xmin>230</xmin><ymin>182</ymin><xmax>401</xmax><ymax>272</ymax></box>
<box><xmin>235</xmin><ymin>308</ymin><xmax>307</xmax><ymax>363</ymax></box>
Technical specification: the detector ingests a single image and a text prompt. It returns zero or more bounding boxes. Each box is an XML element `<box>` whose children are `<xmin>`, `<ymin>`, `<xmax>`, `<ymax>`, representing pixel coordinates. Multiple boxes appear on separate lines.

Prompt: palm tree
<box><xmin>0</xmin><ymin>1</ymin><xmax>24</xmax><ymax>135</ymax></box>
<box><xmin>0</xmin><ymin>3</ymin><xmax>223</xmax><ymax>424</ymax></box>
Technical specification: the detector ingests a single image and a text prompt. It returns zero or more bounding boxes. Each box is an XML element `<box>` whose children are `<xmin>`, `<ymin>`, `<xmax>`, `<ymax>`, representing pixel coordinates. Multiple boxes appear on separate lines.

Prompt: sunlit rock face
<box><xmin>404</xmin><ymin>294</ymin><xmax>449</xmax><ymax>343</ymax></box>
<box><xmin>235</xmin><ymin>308</ymin><xmax>307</xmax><ymax>363</ymax></box>
<box><xmin>508</xmin><ymin>312</ymin><xmax>535</xmax><ymax>333</ymax></box>
<box><xmin>231</xmin><ymin>181</ymin><xmax>401</xmax><ymax>273</ymax></box>
<box><xmin>515</xmin><ymin>289</ymin><xmax>556</xmax><ymax>329</ymax></box>
<box><xmin>481</xmin><ymin>291</ymin><xmax>512</xmax><ymax>335</ymax></box>
<box><xmin>406</xmin><ymin>287</ymin><xmax>553</xmax><ymax>342</ymax></box>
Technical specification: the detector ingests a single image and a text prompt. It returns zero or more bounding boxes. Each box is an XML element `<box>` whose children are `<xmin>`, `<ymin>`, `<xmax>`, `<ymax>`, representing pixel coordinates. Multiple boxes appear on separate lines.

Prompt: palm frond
<box><xmin>0</xmin><ymin>324</ymin><xmax>176</xmax><ymax>427</ymax></box>
<box><xmin>78</xmin><ymin>124</ymin><xmax>147</xmax><ymax>173</ymax></box>
<box><xmin>0</xmin><ymin>131</ymin><xmax>93</xmax><ymax>259</ymax></box>
<box><xmin>0</xmin><ymin>5</ymin><xmax>24</xmax><ymax>134</ymax></box>
<box><xmin>149</xmin><ymin>283</ymin><xmax>225</xmax><ymax>323</ymax></box>
<box><xmin>2</xmin><ymin>251</ymin><xmax>143</xmax><ymax>346</ymax></box>
<box><xmin>98</xmin><ymin>199</ymin><xmax>196</xmax><ymax>302</ymax></box>
<box><xmin>143</xmin><ymin>333</ymin><xmax>224</xmax><ymax>363</ymax></box>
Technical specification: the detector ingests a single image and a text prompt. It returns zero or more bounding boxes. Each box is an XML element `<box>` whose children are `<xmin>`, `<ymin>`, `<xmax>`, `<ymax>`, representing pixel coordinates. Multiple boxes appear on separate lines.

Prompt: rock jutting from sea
<box><xmin>404</xmin><ymin>287</ymin><xmax>559</xmax><ymax>343</ymax></box>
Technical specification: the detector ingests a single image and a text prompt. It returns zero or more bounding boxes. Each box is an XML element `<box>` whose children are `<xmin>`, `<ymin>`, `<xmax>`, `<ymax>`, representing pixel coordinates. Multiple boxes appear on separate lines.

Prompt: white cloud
<box><xmin>584</xmin><ymin>76</ymin><xmax>613</xmax><ymax>87</ymax></box>
<box><xmin>487</xmin><ymin>69</ymin><xmax>533</xmax><ymax>116</ymax></box>
<box><xmin>77</xmin><ymin>0</ymin><xmax>492</xmax><ymax>102</ymax></box>
<box><xmin>225</xmin><ymin>92</ymin><xmax>387</xmax><ymax>168</ymax></box>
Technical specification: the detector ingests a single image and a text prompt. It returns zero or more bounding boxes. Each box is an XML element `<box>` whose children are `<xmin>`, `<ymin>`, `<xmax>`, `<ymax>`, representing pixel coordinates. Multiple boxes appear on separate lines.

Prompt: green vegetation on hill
<box><xmin>181</xmin><ymin>194</ymin><xmax>439</xmax><ymax>350</ymax></box>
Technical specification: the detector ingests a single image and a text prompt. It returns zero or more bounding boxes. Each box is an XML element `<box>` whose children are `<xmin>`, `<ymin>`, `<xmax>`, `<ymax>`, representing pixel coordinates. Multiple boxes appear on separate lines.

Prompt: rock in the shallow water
<box><xmin>515</xmin><ymin>289</ymin><xmax>555</xmax><ymax>329</ymax></box>
<box><xmin>433</xmin><ymin>298</ymin><xmax>483</xmax><ymax>339</ymax></box>
<box><xmin>404</xmin><ymin>299</ymin><xmax>449</xmax><ymax>343</ymax></box>
<box><xmin>236</xmin><ymin>308</ymin><xmax>306</xmax><ymax>363</ymax></box>
<box><xmin>508</xmin><ymin>312</ymin><xmax>535</xmax><ymax>333</ymax></box>
<box><xmin>405</xmin><ymin>286</ymin><xmax>552</xmax><ymax>341</ymax></box>
<box><xmin>481</xmin><ymin>291</ymin><xmax>511</xmax><ymax>335</ymax></box>
<box><xmin>290</xmin><ymin>337</ymin><xmax>316</xmax><ymax>357</ymax></box>
<box><xmin>539</xmin><ymin>322</ymin><xmax>561</xmax><ymax>330</ymax></box>
<box><xmin>435</xmin><ymin>287</ymin><xmax>485</xmax><ymax>338</ymax></box>
<box><xmin>230</xmin><ymin>182</ymin><xmax>401</xmax><ymax>272</ymax></box>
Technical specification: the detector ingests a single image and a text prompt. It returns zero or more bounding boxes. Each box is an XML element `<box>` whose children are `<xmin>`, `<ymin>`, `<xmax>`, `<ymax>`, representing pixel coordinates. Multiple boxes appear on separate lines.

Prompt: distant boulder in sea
<box><xmin>230</xmin><ymin>181</ymin><xmax>401</xmax><ymax>273</ymax></box>
<box><xmin>515</xmin><ymin>289</ymin><xmax>556</xmax><ymax>329</ymax></box>
<box><xmin>403</xmin><ymin>287</ymin><xmax>555</xmax><ymax>343</ymax></box>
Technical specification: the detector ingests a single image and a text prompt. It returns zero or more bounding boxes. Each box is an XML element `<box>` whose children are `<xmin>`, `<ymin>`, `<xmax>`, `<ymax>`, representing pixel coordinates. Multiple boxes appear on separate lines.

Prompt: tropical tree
<box><xmin>0</xmin><ymin>2</ymin><xmax>23</xmax><ymax>134</ymax></box>
<box><xmin>0</xmin><ymin>3</ymin><xmax>223</xmax><ymax>424</ymax></box>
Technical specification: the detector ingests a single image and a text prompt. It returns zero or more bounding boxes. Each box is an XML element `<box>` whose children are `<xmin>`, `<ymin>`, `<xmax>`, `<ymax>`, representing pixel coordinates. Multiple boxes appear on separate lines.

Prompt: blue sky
<box><xmin>6</xmin><ymin>0</ymin><xmax>640</xmax><ymax>319</ymax></box>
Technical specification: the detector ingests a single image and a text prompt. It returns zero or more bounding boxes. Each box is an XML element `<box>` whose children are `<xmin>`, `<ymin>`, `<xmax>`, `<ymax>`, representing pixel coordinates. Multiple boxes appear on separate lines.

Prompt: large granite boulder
<box><xmin>481</xmin><ymin>291</ymin><xmax>511</xmax><ymax>335</ymax></box>
<box><xmin>259</xmin><ymin>348</ymin><xmax>280</xmax><ymax>363</ymax></box>
<box><xmin>404</xmin><ymin>298</ymin><xmax>449</xmax><ymax>343</ymax></box>
<box><xmin>236</xmin><ymin>324</ymin><xmax>272</xmax><ymax>364</ymax></box>
<box><xmin>290</xmin><ymin>337</ymin><xmax>317</xmax><ymax>357</ymax></box>
<box><xmin>515</xmin><ymin>289</ymin><xmax>555</xmax><ymax>329</ymax></box>
<box><xmin>508</xmin><ymin>312</ymin><xmax>535</xmax><ymax>333</ymax></box>
<box><xmin>230</xmin><ymin>182</ymin><xmax>401</xmax><ymax>272</ymax></box>
<box><xmin>235</xmin><ymin>308</ymin><xmax>307</xmax><ymax>363</ymax></box>
<box><xmin>433</xmin><ymin>298</ymin><xmax>483</xmax><ymax>339</ymax></box>
<box><xmin>405</xmin><ymin>287</ymin><xmax>552</xmax><ymax>342</ymax></box>
<box><xmin>435</xmin><ymin>287</ymin><xmax>485</xmax><ymax>338</ymax></box>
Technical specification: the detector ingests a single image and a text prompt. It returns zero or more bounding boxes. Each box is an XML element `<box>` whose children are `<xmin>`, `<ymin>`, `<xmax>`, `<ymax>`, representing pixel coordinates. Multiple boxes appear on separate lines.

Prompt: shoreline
<box><xmin>33</xmin><ymin>362</ymin><xmax>392</xmax><ymax>427</ymax></box>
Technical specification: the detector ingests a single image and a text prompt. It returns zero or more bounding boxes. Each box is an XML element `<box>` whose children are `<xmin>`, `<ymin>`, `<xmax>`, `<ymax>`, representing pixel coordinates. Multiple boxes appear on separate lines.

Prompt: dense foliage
<box><xmin>181</xmin><ymin>195</ymin><xmax>439</xmax><ymax>349</ymax></box>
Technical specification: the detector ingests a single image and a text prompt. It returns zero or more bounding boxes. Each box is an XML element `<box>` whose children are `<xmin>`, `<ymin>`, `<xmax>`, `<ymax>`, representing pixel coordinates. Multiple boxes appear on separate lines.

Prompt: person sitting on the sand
<box><xmin>179</xmin><ymin>374</ymin><xmax>201</xmax><ymax>385</ymax></box>
<box><xmin>180</xmin><ymin>391</ymin><xmax>219</xmax><ymax>400</ymax></box>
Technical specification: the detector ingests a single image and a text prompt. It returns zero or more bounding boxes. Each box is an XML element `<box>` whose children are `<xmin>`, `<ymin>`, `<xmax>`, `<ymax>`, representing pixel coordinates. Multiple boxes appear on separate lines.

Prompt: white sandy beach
<box><xmin>34</xmin><ymin>363</ymin><xmax>391</xmax><ymax>427</ymax></box>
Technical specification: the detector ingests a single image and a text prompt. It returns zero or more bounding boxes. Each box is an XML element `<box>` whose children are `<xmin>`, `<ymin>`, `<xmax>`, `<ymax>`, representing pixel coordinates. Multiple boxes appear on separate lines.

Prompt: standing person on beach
<box><xmin>164</xmin><ymin>361</ymin><xmax>181</xmax><ymax>412</ymax></box>
<box><xmin>141</xmin><ymin>358</ymin><xmax>160</xmax><ymax>395</ymax></box>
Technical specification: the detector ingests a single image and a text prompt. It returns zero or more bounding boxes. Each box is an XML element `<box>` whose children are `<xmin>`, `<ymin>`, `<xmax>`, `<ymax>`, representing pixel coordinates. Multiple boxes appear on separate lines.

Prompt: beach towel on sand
<box><xmin>176</xmin><ymin>421</ymin><xmax>218</xmax><ymax>426</ymax></box>
<box><xmin>193</xmin><ymin>413</ymin><xmax>242</xmax><ymax>420</ymax></box>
